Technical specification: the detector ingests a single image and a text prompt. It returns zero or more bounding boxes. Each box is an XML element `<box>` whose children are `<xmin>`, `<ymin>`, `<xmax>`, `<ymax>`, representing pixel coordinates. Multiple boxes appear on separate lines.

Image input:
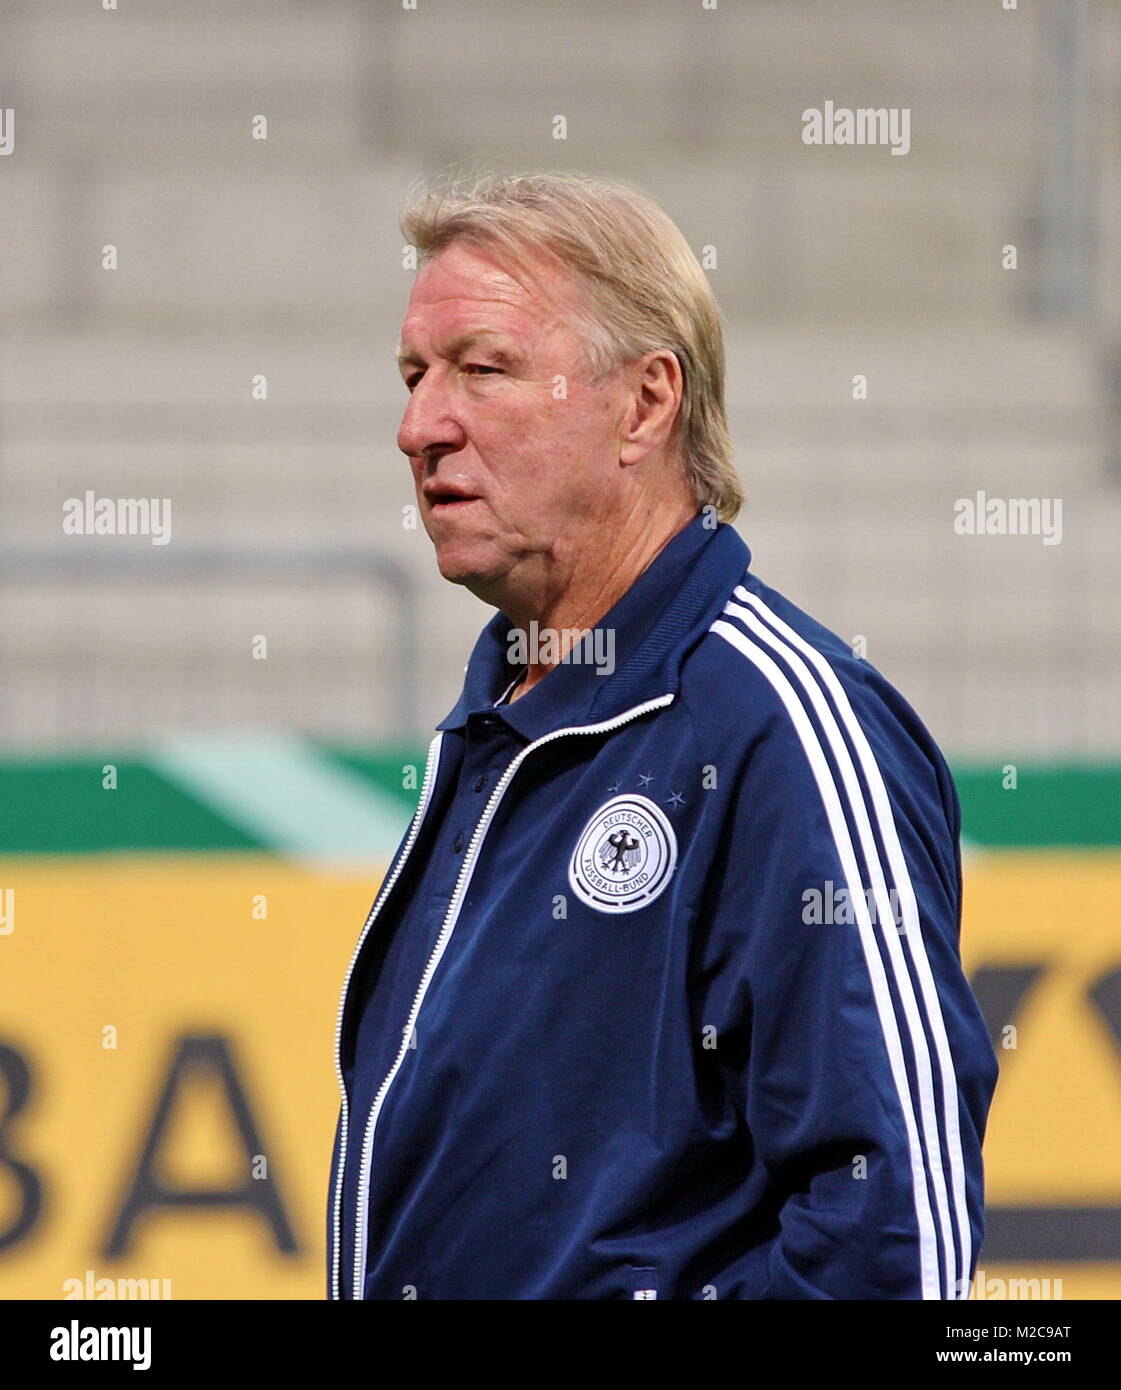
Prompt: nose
<box><xmin>396</xmin><ymin>369</ymin><xmax>467</xmax><ymax>464</ymax></box>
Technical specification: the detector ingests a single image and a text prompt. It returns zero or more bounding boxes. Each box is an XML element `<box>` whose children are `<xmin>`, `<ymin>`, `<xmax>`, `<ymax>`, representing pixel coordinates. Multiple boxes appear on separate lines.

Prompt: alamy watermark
<box><xmin>964</xmin><ymin>1269</ymin><xmax>1065</xmax><ymax>1301</ymax></box>
<box><xmin>50</xmin><ymin>1320</ymin><xmax>151</xmax><ymax>1370</ymax></box>
<box><xmin>62</xmin><ymin>491</ymin><xmax>171</xmax><ymax>546</ymax></box>
<box><xmin>953</xmin><ymin>491</ymin><xmax>1062</xmax><ymax>545</ymax></box>
<box><xmin>802</xmin><ymin>881</ymin><xmax>904</xmax><ymax>930</ymax></box>
<box><xmin>507</xmin><ymin>622</ymin><xmax>615</xmax><ymax>676</ymax></box>
<box><xmin>802</xmin><ymin>101</ymin><xmax>910</xmax><ymax>156</ymax></box>
<box><xmin>62</xmin><ymin>1268</ymin><xmax>172</xmax><ymax>1300</ymax></box>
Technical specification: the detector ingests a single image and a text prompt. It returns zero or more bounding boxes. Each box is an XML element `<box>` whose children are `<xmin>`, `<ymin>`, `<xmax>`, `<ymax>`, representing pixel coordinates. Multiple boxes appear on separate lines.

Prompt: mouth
<box><xmin>424</xmin><ymin>485</ymin><xmax>483</xmax><ymax>512</ymax></box>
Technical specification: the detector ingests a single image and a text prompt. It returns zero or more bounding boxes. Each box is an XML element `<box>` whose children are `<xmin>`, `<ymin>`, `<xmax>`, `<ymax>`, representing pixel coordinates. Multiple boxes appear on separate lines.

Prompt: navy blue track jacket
<box><xmin>327</xmin><ymin>514</ymin><xmax>998</xmax><ymax>1300</ymax></box>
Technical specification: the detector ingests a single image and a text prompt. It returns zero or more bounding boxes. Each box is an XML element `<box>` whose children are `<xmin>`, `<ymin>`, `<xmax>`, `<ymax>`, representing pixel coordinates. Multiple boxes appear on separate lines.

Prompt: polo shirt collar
<box><xmin>436</xmin><ymin>514</ymin><xmax>751</xmax><ymax>742</ymax></box>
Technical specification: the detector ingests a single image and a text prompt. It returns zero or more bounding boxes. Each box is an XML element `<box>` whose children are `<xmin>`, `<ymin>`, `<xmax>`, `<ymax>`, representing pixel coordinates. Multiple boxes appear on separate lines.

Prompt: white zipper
<box><xmin>349</xmin><ymin>693</ymin><xmax>675</xmax><ymax>1300</ymax></box>
<box><xmin>330</xmin><ymin>731</ymin><xmax>444</xmax><ymax>1301</ymax></box>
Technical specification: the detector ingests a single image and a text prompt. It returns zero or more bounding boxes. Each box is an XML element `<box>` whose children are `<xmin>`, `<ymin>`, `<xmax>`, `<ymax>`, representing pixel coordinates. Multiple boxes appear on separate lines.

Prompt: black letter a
<box><xmin>104</xmin><ymin>1033</ymin><xmax>298</xmax><ymax>1256</ymax></box>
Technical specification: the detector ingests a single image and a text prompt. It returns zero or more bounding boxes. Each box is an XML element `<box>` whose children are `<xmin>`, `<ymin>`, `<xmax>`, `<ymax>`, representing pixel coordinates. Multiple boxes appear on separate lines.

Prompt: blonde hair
<box><xmin>399</xmin><ymin>169</ymin><xmax>743</xmax><ymax>522</ymax></box>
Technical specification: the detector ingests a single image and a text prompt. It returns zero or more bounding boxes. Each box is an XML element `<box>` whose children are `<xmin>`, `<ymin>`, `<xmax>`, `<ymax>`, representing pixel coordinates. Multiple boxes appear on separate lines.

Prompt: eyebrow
<box><xmin>396</xmin><ymin>330</ymin><xmax>523</xmax><ymax>372</ymax></box>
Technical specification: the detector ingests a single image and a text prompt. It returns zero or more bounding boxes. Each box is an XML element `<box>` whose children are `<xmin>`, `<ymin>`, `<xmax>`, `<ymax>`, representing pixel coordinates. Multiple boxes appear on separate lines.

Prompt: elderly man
<box><xmin>327</xmin><ymin>172</ymin><xmax>997</xmax><ymax>1301</ymax></box>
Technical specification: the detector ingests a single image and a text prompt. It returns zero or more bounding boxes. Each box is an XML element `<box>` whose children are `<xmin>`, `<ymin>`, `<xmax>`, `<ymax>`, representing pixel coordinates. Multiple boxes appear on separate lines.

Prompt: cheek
<box><xmin>549</xmin><ymin>395</ymin><xmax>619</xmax><ymax>472</ymax></box>
<box><xmin>473</xmin><ymin>386</ymin><xmax>616</xmax><ymax>494</ymax></box>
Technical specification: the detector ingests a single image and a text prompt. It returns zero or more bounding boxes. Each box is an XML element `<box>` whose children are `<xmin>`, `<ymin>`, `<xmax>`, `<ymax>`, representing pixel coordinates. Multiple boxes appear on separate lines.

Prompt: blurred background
<box><xmin>0</xmin><ymin>0</ymin><xmax>1118</xmax><ymax>1300</ymax></box>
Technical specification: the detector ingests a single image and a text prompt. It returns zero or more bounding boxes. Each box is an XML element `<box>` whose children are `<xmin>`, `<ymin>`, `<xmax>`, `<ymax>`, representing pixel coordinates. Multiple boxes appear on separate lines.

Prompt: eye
<box><xmin>462</xmin><ymin>363</ymin><xmax>503</xmax><ymax>376</ymax></box>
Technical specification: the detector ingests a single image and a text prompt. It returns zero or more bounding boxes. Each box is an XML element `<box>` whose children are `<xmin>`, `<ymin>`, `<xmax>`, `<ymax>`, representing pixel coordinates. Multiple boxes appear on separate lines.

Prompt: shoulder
<box><xmin>679</xmin><ymin>566</ymin><xmax>958</xmax><ymax>828</ymax></box>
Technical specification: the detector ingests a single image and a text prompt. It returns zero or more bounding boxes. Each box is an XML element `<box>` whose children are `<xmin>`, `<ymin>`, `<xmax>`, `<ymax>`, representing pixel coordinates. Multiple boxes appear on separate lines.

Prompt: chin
<box><xmin>434</xmin><ymin>542</ymin><xmax>501</xmax><ymax>590</ymax></box>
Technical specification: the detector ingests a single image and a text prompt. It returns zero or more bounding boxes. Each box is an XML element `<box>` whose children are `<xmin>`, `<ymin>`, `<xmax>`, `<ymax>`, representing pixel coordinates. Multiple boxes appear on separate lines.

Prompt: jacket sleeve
<box><xmin>694</xmin><ymin>661</ymin><xmax>997</xmax><ymax>1300</ymax></box>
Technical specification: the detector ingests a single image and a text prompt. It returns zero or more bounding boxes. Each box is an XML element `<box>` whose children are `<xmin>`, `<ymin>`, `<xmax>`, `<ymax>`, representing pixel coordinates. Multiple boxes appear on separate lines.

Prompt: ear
<box><xmin>618</xmin><ymin>350</ymin><xmax>684</xmax><ymax>467</ymax></box>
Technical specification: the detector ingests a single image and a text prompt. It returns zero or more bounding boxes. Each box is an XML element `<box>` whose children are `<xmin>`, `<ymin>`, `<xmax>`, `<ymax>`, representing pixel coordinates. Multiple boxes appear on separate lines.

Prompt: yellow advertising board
<box><xmin>1</xmin><ymin>851</ymin><xmax>1118</xmax><ymax>1300</ymax></box>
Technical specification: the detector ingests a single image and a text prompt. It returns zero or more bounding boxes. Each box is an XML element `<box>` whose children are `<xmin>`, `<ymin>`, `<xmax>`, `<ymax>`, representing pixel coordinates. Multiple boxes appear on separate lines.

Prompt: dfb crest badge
<box><xmin>568</xmin><ymin>794</ymin><xmax>677</xmax><ymax>914</ymax></box>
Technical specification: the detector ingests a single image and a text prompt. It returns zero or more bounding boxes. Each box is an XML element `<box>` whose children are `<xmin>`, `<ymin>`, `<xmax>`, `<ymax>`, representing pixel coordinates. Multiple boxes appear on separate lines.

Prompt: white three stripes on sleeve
<box><xmin>710</xmin><ymin>584</ymin><xmax>971</xmax><ymax>1300</ymax></box>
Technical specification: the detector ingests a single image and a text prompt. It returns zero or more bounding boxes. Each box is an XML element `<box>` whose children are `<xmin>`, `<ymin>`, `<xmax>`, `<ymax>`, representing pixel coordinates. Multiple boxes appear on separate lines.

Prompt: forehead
<box><xmin>398</xmin><ymin>241</ymin><xmax>584</xmax><ymax>352</ymax></box>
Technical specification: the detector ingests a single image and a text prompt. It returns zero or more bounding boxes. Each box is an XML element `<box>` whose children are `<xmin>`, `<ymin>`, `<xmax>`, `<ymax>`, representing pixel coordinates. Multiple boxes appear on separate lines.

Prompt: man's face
<box><xmin>396</xmin><ymin>241</ymin><xmax>629</xmax><ymax>603</ymax></box>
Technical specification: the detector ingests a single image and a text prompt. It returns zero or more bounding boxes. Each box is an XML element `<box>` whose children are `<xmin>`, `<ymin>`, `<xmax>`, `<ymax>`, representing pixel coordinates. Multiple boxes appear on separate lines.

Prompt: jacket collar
<box><xmin>436</xmin><ymin>514</ymin><xmax>751</xmax><ymax>743</ymax></box>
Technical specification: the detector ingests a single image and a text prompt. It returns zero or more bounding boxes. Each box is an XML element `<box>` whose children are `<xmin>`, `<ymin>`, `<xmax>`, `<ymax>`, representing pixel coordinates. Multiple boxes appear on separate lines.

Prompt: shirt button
<box><xmin>473</xmin><ymin>775</ymin><xmax>487</xmax><ymax>792</ymax></box>
<box><xmin>453</xmin><ymin>831</ymin><xmax>465</xmax><ymax>853</ymax></box>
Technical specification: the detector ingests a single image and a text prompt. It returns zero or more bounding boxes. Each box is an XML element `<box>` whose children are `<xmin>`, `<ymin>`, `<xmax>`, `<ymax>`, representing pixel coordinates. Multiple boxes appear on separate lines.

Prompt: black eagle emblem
<box><xmin>599</xmin><ymin>829</ymin><xmax>641</xmax><ymax>875</ymax></box>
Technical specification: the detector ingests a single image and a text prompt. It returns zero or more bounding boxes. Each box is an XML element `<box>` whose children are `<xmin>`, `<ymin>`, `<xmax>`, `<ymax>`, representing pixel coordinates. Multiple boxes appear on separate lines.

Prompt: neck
<box><xmin>504</xmin><ymin>499</ymin><xmax>698</xmax><ymax>701</ymax></box>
